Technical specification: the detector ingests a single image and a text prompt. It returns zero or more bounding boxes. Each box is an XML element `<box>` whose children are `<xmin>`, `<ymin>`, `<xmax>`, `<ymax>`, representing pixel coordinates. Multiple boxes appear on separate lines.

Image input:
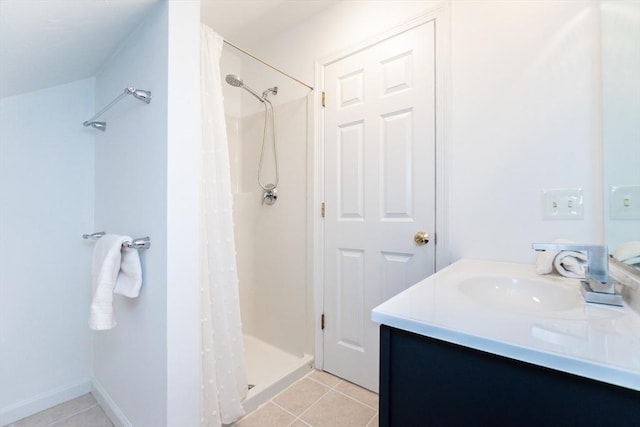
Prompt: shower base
<box><xmin>241</xmin><ymin>335</ymin><xmax>313</xmax><ymax>414</ymax></box>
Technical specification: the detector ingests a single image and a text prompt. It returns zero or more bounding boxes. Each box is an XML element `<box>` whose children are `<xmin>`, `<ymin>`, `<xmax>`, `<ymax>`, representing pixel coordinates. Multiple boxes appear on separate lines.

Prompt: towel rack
<box><xmin>82</xmin><ymin>231</ymin><xmax>151</xmax><ymax>250</ymax></box>
<box><xmin>83</xmin><ymin>86</ymin><xmax>152</xmax><ymax>132</ymax></box>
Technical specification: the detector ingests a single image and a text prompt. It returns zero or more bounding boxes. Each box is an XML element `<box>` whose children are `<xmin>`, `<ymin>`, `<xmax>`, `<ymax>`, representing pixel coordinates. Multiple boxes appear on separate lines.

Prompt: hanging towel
<box><xmin>113</xmin><ymin>245</ymin><xmax>143</xmax><ymax>298</ymax></box>
<box><xmin>89</xmin><ymin>234</ymin><xmax>142</xmax><ymax>330</ymax></box>
<box><xmin>535</xmin><ymin>238</ymin><xmax>588</xmax><ymax>279</ymax></box>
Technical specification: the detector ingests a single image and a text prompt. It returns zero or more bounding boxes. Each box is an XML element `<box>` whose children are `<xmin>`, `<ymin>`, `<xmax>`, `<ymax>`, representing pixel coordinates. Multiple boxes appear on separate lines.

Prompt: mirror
<box><xmin>601</xmin><ymin>0</ymin><xmax>640</xmax><ymax>253</ymax></box>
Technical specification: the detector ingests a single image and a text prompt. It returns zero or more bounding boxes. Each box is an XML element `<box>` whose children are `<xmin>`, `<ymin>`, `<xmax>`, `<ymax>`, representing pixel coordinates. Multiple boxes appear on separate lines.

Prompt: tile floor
<box><xmin>234</xmin><ymin>370</ymin><xmax>378</xmax><ymax>427</ymax></box>
<box><xmin>5</xmin><ymin>393</ymin><xmax>112</xmax><ymax>427</ymax></box>
<box><xmin>8</xmin><ymin>370</ymin><xmax>377</xmax><ymax>427</ymax></box>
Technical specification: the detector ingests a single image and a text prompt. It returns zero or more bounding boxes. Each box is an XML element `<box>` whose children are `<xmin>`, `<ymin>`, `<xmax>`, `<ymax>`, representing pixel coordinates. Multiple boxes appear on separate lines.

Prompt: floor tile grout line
<box><xmin>286</xmin><ymin>417</ymin><xmax>312</xmax><ymax>427</ymax></box>
<box><xmin>364</xmin><ymin>411</ymin><xmax>378</xmax><ymax>427</ymax></box>
<box><xmin>330</xmin><ymin>387</ymin><xmax>379</xmax><ymax>411</ymax></box>
<box><xmin>269</xmin><ymin>375</ymin><xmax>333</xmax><ymax>418</ymax></box>
<box><xmin>290</xmin><ymin>387</ymin><xmax>333</xmax><ymax>422</ymax></box>
<box><xmin>269</xmin><ymin>399</ymin><xmax>309</xmax><ymax>421</ymax></box>
<box><xmin>294</xmin><ymin>371</ymin><xmax>379</xmax><ymax>417</ymax></box>
<box><xmin>305</xmin><ymin>375</ymin><xmax>342</xmax><ymax>391</ymax></box>
<box><xmin>236</xmin><ymin>400</ymin><xmax>283</xmax><ymax>424</ymax></box>
<box><xmin>307</xmin><ymin>372</ymin><xmax>379</xmax><ymax>407</ymax></box>
<box><xmin>307</xmin><ymin>374</ymin><xmax>379</xmax><ymax>411</ymax></box>
<box><xmin>279</xmin><ymin>372</ymin><xmax>331</xmax><ymax>398</ymax></box>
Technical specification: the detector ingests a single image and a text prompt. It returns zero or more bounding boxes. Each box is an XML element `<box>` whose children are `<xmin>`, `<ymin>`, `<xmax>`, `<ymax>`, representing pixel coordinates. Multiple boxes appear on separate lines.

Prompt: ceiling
<box><xmin>0</xmin><ymin>0</ymin><xmax>160</xmax><ymax>98</ymax></box>
<box><xmin>201</xmin><ymin>0</ymin><xmax>339</xmax><ymax>47</ymax></box>
<box><xmin>0</xmin><ymin>0</ymin><xmax>337</xmax><ymax>99</ymax></box>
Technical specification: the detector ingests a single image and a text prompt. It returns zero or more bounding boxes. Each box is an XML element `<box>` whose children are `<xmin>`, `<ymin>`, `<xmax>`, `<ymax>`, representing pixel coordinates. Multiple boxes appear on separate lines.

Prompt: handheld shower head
<box><xmin>225</xmin><ymin>74</ymin><xmax>265</xmax><ymax>103</ymax></box>
<box><xmin>225</xmin><ymin>74</ymin><xmax>244</xmax><ymax>87</ymax></box>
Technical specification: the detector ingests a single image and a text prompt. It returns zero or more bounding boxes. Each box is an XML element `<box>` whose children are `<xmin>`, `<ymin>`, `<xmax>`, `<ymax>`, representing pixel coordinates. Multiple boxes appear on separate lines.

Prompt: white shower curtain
<box><xmin>199</xmin><ymin>25</ymin><xmax>248</xmax><ymax>427</ymax></box>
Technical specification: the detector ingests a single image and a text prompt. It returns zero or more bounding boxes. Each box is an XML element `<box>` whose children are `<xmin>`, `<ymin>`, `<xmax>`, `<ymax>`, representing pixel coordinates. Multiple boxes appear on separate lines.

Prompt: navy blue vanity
<box><xmin>372</xmin><ymin>260</ymin><xmax>640</xmax><ymax>426</ymax></box>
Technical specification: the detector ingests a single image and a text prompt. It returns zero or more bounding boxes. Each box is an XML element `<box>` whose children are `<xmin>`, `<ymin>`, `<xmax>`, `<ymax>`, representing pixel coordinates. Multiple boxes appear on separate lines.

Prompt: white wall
<box><xmin>92</xmin><ymin>3</ymin><xmax>168</xmax><ymax>426</ymax></box>
<box><xmin>449</xmin><ymin>0</ymin><xmax>601</xmax><ymax>262</ymax></box>
<box><xmin>237</xmin><ymin>101</ymin><xmax>308</xmax><ymax>355</ymax></box>
<box><xmin>166</xmin><ymin>1</ymin><xmax>201</xmax><ymax>425</ymax></box>
<box><xmin>0</xmin><ymin>3</ymin><xmax>202</xmax><ymax>425</ymax></box>
<box><xmin>0</xmin><ymin>78</ymin><xmax>95</xmax><ymax>424</ymax></box>
<box><xmin>249</xmin><ymin>0</ymin><xmax>601</xmax><ymax>265</ymax></box>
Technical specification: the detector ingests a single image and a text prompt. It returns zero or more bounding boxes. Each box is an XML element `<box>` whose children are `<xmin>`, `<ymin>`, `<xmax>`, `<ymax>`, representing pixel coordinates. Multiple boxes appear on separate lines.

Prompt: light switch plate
<box><xmin>610</xmin><ymin>185</ymin><xmax>640</xmax><ymax>220</ymax></box>
<box><xmin>542</xmin><ymin>188</ymin><xmax>584</xmax><ymax>220</ymax></box>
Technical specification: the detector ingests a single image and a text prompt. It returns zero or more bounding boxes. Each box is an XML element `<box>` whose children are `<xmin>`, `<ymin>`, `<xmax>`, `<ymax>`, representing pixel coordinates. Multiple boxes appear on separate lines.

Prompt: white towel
<box><xmin>89</xmin><ymin>234</ymin><xmax>142</xmax><ymax>330</ymax></box>
<box><xmin>553</xmin><ymin>250</ymin><xmax>588</xmax><ymax>279</ymax></box>
<box><xmin>535</xmin><ymin>238</ymin><xmax>587</xmax><ymax>279</ymax></box>
<box><xmin>612</xmin><ymin>241</ymin><xmax>640</xmax><ymax>263</ymax></box>
<box><xmin>113</xmin><ymin>245</ymin><xmax>143</xmax><ymax>298</ymax></box>
<box><xmin>535</xmin><ymin>238</ymin><xmax>572</xmax><ymax>274</ymax></box>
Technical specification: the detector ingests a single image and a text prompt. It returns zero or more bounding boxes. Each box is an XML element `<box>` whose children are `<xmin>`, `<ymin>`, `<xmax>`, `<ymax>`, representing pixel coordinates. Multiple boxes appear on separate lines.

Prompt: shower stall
<box><xmin>220</xmin><ymin>44</ymin><xmax>313</xmax><ymax>412</ymax></box>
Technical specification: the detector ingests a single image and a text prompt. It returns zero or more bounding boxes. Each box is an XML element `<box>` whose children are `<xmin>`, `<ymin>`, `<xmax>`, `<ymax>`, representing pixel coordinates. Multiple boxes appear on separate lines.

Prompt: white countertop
<box><xmin>371</xmin><ymin>259</ymin><xmax>640</xmax><ymax>392</ymax></box>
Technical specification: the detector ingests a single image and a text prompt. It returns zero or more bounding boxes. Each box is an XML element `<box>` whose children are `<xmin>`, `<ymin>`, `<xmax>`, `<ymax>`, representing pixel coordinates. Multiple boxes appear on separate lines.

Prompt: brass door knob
<box><xmin>414</xmin><ymin>231</ymin><xmax>429</xmax><ymax>246</ymax></box>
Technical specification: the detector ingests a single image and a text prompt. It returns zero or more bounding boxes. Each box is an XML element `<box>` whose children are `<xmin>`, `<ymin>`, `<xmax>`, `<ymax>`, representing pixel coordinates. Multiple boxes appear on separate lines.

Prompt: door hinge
<box><xmin>321</xmin><ymin>313</ymin><xmax>325</xmax><ymax>330</ymax></box>
<box><xmin>321</xmin><ymin>202</ymin><xmax>325</xmax><ymax>218</ymax></box>
<box><xmin>321</xmin><ymin>91</ymin><xmax>326</xmax><ymax>107</ymax></box>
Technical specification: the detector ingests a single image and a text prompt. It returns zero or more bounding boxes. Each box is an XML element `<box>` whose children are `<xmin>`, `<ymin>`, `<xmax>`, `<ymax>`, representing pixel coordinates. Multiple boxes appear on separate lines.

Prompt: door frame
<box><xmin>307</xmin><ymin>5</ymin><xmax>452</xmax><ymax>370</ymax></box>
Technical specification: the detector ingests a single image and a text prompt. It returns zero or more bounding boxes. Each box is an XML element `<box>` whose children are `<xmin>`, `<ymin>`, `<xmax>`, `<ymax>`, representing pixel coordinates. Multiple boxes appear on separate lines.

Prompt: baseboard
<box><xmin>91</xmin><ymin>380</ymin><xmax>132</xmax><ymax>427</ymax></box>
<box><xmin>0</xmin><ymin>378</ymin><xmax>91</xmax><ymax>425</ymax></box>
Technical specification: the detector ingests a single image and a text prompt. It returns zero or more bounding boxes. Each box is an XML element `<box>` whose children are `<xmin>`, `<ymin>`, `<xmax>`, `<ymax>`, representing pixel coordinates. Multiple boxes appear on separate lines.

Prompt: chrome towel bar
<box><xmin>82</xmin><ymin>231</ymin><xmax>151</xmax><ymax>250</ymax></box>
<box><xmin>83</xmin><ymin>86</ymin><xmax>152</xmax><ymax>131</ymax></box>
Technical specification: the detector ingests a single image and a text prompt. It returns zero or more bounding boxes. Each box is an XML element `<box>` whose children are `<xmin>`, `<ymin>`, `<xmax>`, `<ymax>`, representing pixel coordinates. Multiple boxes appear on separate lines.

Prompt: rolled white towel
<box><xmin>89</xmin><ymin>234</ymin><xmax>142</xmax><ymax>330</ymax></box>
<box><xmin>553</xmin><ymin>250</ymin><xmax>588</xmax><ymax>279</ymax></box>
<box><xmin>536</xmin><ymin>238</ymin><xmax>573</xmax><ymax>274</ymax></box>
<box><xmin>535</xmin><ymin>238</ymin><xmax>587</xmax><ymax>279</ymax></box>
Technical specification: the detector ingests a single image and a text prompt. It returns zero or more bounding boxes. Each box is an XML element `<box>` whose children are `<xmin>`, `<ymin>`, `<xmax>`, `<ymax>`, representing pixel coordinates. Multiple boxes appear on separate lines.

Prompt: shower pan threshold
<box><xmin>242</xmin><ymin>335</ymin><xmax>313</xmax><ymax>414</ymax></box>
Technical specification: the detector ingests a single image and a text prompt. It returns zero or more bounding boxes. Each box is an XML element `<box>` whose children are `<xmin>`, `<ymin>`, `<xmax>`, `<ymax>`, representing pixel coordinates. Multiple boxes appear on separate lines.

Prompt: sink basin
<box><xmin>458</xmin><ymin>276</ymin><xmax>582</xmax><ymax>312</ymax></box>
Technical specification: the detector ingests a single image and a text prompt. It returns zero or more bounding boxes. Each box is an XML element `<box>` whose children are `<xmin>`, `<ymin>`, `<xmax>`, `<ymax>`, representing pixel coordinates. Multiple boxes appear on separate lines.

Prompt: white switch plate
<box><xmin>610</xmin><ymin>185</ymin><xmax>640</xmax><ymax>220</ymax></box>
<box><xmin>542</xmin><ymin>188</ymin><xmax>584</xmax><ymax>220</ymax></box>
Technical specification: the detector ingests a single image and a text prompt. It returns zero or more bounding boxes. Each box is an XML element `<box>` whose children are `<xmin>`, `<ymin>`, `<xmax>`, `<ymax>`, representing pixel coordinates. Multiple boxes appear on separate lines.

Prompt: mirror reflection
<box><xmin>601</xmin><ymin>0</ymin><xmax>640</xmax><ymax>265</ymax></box>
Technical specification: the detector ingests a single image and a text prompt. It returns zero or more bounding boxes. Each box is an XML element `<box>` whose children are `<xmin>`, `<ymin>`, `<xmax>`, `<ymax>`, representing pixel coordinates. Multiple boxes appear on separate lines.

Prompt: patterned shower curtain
<box><xmin>199</xmin><ymin>24</ymin><xmax>248</xmax><ymax>427</ymax></box>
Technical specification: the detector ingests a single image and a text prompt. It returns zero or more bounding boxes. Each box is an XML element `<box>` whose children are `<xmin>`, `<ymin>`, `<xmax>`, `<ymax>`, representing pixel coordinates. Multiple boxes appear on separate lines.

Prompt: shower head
<box><xmin>225</xmin><ymin>74</ymin><xmax>265</xmax><ymax>103</ymax></box>
<box><xmin>225</xmin><ymin>74</ymin><xmax>243</xmax><ymax>87</ymax></box>
<box><xmin>83</xmin><ymin>121</ymin><xmax>107</xmax><ymax>131</ymax></box>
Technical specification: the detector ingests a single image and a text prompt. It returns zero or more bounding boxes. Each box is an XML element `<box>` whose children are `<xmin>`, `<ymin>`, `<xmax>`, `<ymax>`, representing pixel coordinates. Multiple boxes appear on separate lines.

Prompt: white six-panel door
<box><xmin>322</xmin><ymin>21</ymin><xmax>436</xmax><ymax>392</ymax></box>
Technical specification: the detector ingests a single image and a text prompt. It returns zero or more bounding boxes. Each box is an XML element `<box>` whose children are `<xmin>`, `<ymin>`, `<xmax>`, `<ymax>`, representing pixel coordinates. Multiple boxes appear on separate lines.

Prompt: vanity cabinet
<box><xmin>379</xmin><ymin>325</ymin><xmax>640</xmax><ymax>426</ymax></box>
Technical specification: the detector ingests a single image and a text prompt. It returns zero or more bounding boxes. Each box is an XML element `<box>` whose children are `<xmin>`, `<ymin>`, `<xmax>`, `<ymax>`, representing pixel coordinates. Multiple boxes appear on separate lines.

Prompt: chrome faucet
<box><xmin>532</xmin><ymin>243</ymin><xmax>623</xmax><ymax>306</ymax></box>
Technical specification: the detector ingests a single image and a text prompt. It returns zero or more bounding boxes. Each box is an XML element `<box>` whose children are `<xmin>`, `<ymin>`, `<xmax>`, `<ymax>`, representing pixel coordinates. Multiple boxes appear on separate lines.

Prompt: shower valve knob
<box><xmin>262</xmin><ymin>186</ymin><xmax>278</xmax><ymax>206</ymax></box>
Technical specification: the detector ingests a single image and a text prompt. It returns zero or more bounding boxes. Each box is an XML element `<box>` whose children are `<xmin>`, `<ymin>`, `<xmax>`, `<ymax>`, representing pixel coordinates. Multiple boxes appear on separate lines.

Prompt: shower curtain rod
<box><xmin>223</xmin><ymin>39</ymin><xmax>314</xmax><ymax>91</ymax></box>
